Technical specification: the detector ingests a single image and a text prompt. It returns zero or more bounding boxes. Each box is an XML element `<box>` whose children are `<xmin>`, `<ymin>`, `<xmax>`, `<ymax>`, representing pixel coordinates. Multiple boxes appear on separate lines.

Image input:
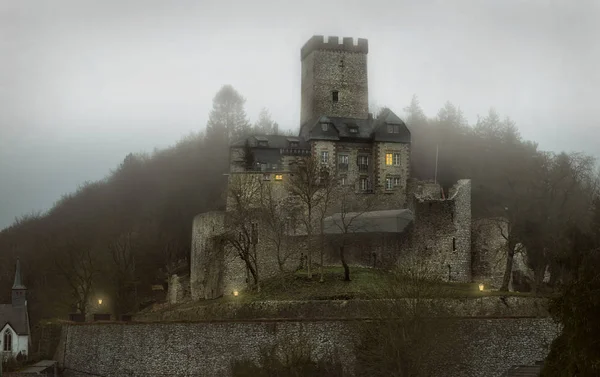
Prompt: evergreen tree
<box><xmin>254</xmin><ymin>108</ymin><xmax>277</xmax><ymax>135</ymax></box>
<box><xmin>205</xmin><ymin>85</ymin><xmax>250</xmax><ymax>144</ymax></box>
<box><xmin>403</xmin><ymin>94</ymin><xmax>428</xmax><ymax>127</ymax></box>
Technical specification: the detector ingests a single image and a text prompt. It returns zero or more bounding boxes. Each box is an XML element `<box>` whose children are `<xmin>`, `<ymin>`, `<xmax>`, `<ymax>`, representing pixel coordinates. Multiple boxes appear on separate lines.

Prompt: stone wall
<box><xmin>57</xmin><ymin>316</ymin><xmax>559</xmax><ymax>377</ymax></box>
<box><xmin>301</xmin><ymin>36</ymin><xmax>369</xmax><ymax>124</ymax></box>
<box><xmin>374</xmin><ymin>142</ymin><xmax>410</xmax><ymax>204</ymax></box>
<box><xmin>472</xmin><ymin>218</ymin><xmax>509</xmax><ymax>289</ymax></box>
<box><xmin>135</xmin><ymin>297</ymin><xmax>551</xmax><ymax>322</ymax></box>
<box><xmin>410</xmin><ymin>180</ymin><xmax>472</xmax><ymax>282</ymax></box>
<box><xmin>167</xmin><ymin>274</ymin><xmax>189</xmax><ymax>305</ymax></box>
<box><xmin>190</xmin><ymin>212</ymin><xmax>227</xmax><ymax>300</ymax></box>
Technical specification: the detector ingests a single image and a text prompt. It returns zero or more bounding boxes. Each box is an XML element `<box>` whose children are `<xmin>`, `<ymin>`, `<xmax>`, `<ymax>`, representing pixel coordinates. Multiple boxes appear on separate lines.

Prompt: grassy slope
<box><xmin>249</xmin><ymin>266</ymin><xmax>534</xmax><ymax>301</ymax></box>
<box><xmin>141</xmin><ymin>266</ymin><xmax>539</xmax><ymax>316</ymax></box>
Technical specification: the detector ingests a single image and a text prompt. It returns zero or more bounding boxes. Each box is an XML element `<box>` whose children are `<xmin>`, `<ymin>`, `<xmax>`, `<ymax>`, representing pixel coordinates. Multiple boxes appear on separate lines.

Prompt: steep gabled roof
<box><xmin>300</xmin><ymin>109</ymin><xmax>411</xmax><ymax>144</ymax></box>
<box><xmin>231</xmin><ymin>134</ymin><xmax>310</xmax><ymax>149</ymax></box>
<box><xmin>372</xmin><ymin>109</ymin><xmax>411</xmax><ymax>143</ymax></box>
<box><xmin>0</xmin><ymin>304</ymin><xmax>30</xmax><ymax>335</ymax></box>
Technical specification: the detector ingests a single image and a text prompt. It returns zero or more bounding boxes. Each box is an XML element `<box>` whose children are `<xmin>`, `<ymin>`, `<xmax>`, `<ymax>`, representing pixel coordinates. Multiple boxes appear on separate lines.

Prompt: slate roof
<box><xmin>323</xmin><ymin>209</ymin><xmax>414</xmax><ymax>234</ymax></box>
<box><xmin>299</xmin><ymin>109</ymin><xmax>411</xmax><ymax>143</ymax></box>
<box><xmin>502</xmin><ymin>365</ymin><xmax>543</xmax><ymax>377</ymax></box>
<box><xmin>231</xmin><ymin>134</ymin><xmax>310</xmax><ymax>149</ymax></box>
<box><xmin>0</xmin><ymin>304</ymin><xmax>30</xmax><ymax>335</ymax></box>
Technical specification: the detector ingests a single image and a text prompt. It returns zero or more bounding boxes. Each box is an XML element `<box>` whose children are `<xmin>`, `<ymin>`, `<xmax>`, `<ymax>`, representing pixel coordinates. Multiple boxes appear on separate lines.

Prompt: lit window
<box><xmin>385</xmin><ymin>178</ymin><xmax>393</xmax><ymax>190</ymax></box>
<box><xmin>332</xmin><ymin>91</ymin><xmax>339</xmax><ymax>103</ymax></box>
<box><xmin>393</xmin><ymin>153</ymin><xmax>401</xmax><ymax>166</ymax></box>
<box><xmin>385</xmin><ymin>153</ymin><xmax>393</xmax><ymax>166</ymax></box>
<box><xmin>321</xmin><ymin>123</ymin><xmax>328</xmax><ymax>131</ymax></box>
<box><xmin>321</xmin><ymin>151</ymin><xmax>329</xmax><ymax>164</ymax></box>
<box><xmin>3</xmin><ymin>330</ymin><xmax>12</xmax><ymax>351</ymax></box>
<box><xmin>275</xmin><ymin>174</ymin><xmax>283</xmax><ymax>181</ymax></box>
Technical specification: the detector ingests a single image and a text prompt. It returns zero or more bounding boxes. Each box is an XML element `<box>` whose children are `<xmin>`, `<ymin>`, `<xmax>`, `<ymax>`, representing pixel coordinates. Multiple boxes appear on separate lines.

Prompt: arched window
<box><xmin>3</xmin><ymin>329</ymin><xmax>12</xmax><ymax>351</ymax></box>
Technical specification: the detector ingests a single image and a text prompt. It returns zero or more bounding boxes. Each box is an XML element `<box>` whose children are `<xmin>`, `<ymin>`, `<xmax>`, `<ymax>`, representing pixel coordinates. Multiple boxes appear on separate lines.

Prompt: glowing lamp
<box><xmin>98</xmin><ymin>299</ymin><xmax>103</xmax><ymax>305</ymax></box>
<box><xmin>233</xmin><ymin>291</ymin><xmax>239</xmax><ymax>297</ymax></box>
<box><xmin>478</xmin><ymin>283</ymin><xmax>484</xmax><ymax>292</ymax></box>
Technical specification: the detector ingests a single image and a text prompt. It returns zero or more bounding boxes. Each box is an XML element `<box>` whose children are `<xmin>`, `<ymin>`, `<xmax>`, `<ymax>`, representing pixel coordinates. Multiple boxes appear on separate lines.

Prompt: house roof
<box><xmin>299</xmin><ymin>109</ymin><xmax>411</xmax><ymax>143</ymax></box>
<box><xmin>502</xmin><ymin>365</ymin><xmax>543</xmax><ymax>377</ymax></box>
<box><xmin>0</xmin><ymin>304</ymin><xmax>30</xmax><ymax>335</ymax></box>
<box><xmin>323</xmin><ymin>209</ymin><xmax>414</xmax><ymax>234</ymax></box>
<box><xmin>231</xmin><ymin>134</ymin><xmax>310</xmax><ymax>149</ymax></box>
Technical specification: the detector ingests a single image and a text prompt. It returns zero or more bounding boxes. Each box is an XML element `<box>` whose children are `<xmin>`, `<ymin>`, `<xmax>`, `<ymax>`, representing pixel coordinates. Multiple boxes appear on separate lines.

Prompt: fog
<box><xmin>1</xmin><ymin>0</ymin><xmax>599</xmax><ymax>230</ymax></box>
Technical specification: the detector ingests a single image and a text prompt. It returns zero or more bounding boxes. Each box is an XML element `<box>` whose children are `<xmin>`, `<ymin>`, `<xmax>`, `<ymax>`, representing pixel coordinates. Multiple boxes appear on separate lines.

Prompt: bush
<box><xmin>231</xmin><ymin>339</ymin><xmax>344</xmax><ymax>377</ymax></box>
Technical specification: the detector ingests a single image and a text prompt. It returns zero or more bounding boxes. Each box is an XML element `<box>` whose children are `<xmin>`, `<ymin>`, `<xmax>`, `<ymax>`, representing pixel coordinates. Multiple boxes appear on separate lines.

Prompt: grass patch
<box><xmin>243</xmin><ymin>266</ymin><xmax>537</xmax><ymax>301</ymax></box>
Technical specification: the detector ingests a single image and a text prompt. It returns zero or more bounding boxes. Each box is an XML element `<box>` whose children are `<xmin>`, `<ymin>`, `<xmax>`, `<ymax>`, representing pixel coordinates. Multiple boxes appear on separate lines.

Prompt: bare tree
<box><xmin>314</xmin><ymin>169</ymin><xmax>338</xmax><ymax>282</ymax></box>
<box><xmin>51</xmin><ymin>238</ymin><xmax>98</xmax><ymax>316</ymax></box>
<box><xmin>286</xmin><ymin>156</ymin><xmax>332</xmax><ymax>279</ymax></box>
<box><xmin>324</xmin><ymin>183</ymin><xmax>375</xmax><ymax>281</ymax></box>
<box><xmin>224</xmin><ymin>174</ymin><xmax>263</xmax><ymax>290</ymax></box>
<box><xmin>258</xmin><ymin>184</ymin><xmax>298</xmax><ymax>272</ymax></box>
<box><xmin>108</xmin><ymin>231</ymin><xmax>138</xmax><ymax>316</ymax></box>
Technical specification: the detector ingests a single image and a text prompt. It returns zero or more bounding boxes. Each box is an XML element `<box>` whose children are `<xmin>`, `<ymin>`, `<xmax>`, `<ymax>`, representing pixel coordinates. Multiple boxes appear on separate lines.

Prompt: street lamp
<box><xmin>478</xmin><ymin>283</ymin><xmax>485</xmax><ymax>292</ymax></box>
<box><xmin>98</xmin><ymin>298</ymin><xmax>103</xmax><ymax>305</ymax></box>
<box><xmin>233</xmin><ymin>291</ymin><xmax>239</xmax><ymax>297</ymax></box>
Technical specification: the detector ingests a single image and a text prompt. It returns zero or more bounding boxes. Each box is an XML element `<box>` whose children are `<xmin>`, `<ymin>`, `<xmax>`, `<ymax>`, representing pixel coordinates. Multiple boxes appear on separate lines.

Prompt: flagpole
<box><xmin>434</xmin><ymin>144</ymin><xmax>439</xmax><ymax>184</ymax></box>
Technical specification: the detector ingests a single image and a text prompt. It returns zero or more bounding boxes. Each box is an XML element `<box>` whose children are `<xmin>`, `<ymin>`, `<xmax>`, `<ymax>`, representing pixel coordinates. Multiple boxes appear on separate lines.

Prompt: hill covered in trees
<box><xmin>1</xmin><ymin>87</ymin><xmax>599</xmax><ymax>370</ymax></box>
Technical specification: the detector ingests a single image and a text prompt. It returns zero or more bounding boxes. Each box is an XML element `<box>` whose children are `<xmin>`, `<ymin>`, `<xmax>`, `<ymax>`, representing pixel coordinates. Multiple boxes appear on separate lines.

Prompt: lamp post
<box><xmin>478</xmin><ymin>283</ymin><xmax>485</xmax><ymax>292</ymax></box>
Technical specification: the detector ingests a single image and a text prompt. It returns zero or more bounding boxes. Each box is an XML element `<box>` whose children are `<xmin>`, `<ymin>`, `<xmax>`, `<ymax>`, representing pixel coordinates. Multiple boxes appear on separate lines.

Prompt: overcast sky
<box><xmin>1</xmin><ymin>0</ymin><xmax>599</xmax><ymax>230</ymax></box>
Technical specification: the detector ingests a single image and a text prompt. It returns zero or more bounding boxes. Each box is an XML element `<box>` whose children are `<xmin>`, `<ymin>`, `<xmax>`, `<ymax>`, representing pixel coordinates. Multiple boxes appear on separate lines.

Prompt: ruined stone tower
<box><xmin>300</xmin><ymin>36</ymin><xmax>369</xmax><ymax>125</ymax></box>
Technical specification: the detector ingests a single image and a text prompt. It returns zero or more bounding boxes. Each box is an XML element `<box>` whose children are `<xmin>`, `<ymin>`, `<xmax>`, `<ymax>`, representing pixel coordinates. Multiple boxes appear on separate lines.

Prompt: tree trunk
<box><xmin>340</xmin><ymin>245</ymin><xmax>350</xmax><ymax>281</ymax></box>
<box><xmin>319</xmin><ymin>220</ymin><xmax>325</xmax><ymax>283</ymax></box>
<box><xmin>500</xmin><ymin>243</ymin><xmax>515</xmax><ymax>291</ymax></box>
<box><xmin>307</xmin><ymin>206</ymin><xmax>312</xmax><ymax>279</ymax></box>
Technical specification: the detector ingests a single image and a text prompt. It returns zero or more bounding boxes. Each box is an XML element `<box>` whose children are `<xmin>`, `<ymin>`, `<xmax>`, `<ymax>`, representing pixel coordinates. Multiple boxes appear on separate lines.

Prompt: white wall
<box><xmin>0</xmin><ymin>324</ymin><xmax>28</xmax><ymax>360</ymax></box>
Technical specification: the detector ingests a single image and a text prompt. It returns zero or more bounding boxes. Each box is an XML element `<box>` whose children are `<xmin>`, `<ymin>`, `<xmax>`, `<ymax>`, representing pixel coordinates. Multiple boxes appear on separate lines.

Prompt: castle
<box><xmin>183</xmin><ymin>36</ymin><xmax>507</xmax><ymax>302</ymax></box>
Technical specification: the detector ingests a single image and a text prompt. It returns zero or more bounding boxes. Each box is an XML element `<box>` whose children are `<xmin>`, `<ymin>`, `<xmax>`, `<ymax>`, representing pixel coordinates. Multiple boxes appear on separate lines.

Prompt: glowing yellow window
<box><xmin>385</xmin><ymin>153</ymin><xmax>393</xmax><ymax>166</ymax></box>
<box><xmin>275</xmin><ymin>174</ymin><xmax>283</xmax><ymax>181</ymax></box>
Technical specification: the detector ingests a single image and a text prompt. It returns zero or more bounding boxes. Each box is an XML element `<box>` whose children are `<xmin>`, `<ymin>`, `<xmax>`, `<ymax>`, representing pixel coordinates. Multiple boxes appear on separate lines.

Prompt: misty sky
<box><xmin>1</xmin><ymin>0</ymin><xmax>599</xmax><ymax>230</ymax></box>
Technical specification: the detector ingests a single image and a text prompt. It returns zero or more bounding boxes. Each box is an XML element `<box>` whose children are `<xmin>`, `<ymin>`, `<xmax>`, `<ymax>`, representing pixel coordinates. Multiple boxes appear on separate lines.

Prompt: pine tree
<box><xmin>403</xmin><ymin>94</ymin><xmax>428</xmax><ymax>127</ymax></box>
<box><xmin>254</xmin><ymin>108</ymin><xmax>277</xmax><ymax>135</ymax></box>
<box><xmin>205</xmin><ymin>85</ymin><xmax>250</xmax><ymax>144</ymax></box>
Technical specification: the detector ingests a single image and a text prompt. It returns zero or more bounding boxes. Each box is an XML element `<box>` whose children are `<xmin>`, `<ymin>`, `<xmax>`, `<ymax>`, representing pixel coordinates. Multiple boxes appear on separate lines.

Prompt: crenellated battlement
<box><xmin>301</xmin><ymin>35</ymin><xmax>368</xmax><ymax>60</ymax></box>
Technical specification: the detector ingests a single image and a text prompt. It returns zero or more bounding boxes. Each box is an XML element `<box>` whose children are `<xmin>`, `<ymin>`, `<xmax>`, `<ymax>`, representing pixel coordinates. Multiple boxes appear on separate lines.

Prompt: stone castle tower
<box><xmin>189</xmin><ymin>35</ymin><xmax>476</xmax><ymax>303</ymax></box>
<box><xmin>300</xmin><ymin>36</ymin><xmax>369</xmax><ymax>124</ymax></box>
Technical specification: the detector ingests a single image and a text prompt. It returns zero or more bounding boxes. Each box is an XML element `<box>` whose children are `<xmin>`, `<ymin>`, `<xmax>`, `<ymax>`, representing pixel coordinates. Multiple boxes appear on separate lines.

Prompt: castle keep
<box><xmin>188</xmin><ymin>35</ymin><xmax>505</xmax><ymax>301</ymax></box>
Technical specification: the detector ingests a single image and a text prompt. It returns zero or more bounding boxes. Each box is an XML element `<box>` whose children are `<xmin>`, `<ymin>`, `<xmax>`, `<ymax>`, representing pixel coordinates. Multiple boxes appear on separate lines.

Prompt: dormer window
<box><xmin>255</xmin><ymin>136</ymin><xmax>269</xmax><ymax>147</ymax></box>
<box><xmin>332</xmin><ymin>91</ymin><xmax>339</xmax><ymax>103</ymax></box>
<box><xmin>287</xmin><ymin>137</ymin><xmax>299</xmax><ymax>148</ymax></box>
<box><xmin>387</xmin><ymin>124</ymin><xmax>400</xmax><ymax>134</ymax></box>
<box><xmin>321</xmin><ymin>123</ymin><xmax>329</xmax><ymax>132</ymax></box>
<box><xmin>349</xmin><ymin>126</ymin><xmax>358</xmax><ymax>134</ymax></box>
